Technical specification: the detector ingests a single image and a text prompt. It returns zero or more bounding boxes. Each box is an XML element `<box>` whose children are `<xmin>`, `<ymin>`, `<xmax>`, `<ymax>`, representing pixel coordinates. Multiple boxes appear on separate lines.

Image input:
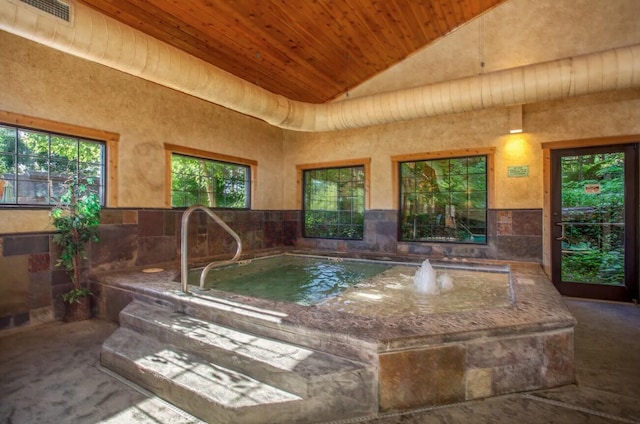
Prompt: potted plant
<box><xmin>50</xmin><ymin>176</ymin><xmax>101</xmax><ymax>321</ymax></box>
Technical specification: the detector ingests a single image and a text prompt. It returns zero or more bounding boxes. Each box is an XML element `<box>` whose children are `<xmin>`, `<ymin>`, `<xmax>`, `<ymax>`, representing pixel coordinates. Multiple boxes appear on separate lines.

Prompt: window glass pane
<box><xmin>170</xmin><ymin>153</ymin><xmax>250</xmax><ymax>209</ymax></box>
<box><xmin>303</xmin><ymin>165</ymin><xmax>365</xmax><ymax>240</ymax></box>
<box><xmin>0</xmin><ymin>125</ymin><xmax>17</xmax><ymax>154</ymax></box>
<box><xmin>0</xmin><ymin>127</ymin><xmax>17</xmax><ymax>205</ymax></box>
<box><xmin>400</xmin><ymin>155</ymin><xmax>487</xmax><ymax>244</ymax></box>
<box><xmin>468</xmin><ymin>156</ymin><xmax>487</xmax><ymax>173</ymax></box>
<box><xmin>0</xmin><ymin>125</ymin><xmax>105</xmax><ymax>206</ymax></box>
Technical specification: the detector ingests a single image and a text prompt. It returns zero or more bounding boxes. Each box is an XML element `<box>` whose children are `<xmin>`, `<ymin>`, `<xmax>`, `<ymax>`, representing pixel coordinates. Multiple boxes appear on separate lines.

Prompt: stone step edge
<box><xmin>101</xmin><ymin>326</ymin><xmax>304</xmax><ymax>424</ymax></box>
<box><xmin>119</xmin><ymin>301</ymin><xmax>371</xmax><ymax>396</ymax></box>
<box><xmin>130</xmin><ymin>290</ymin><xmax>379</xmax><ymax>364</ymax></box>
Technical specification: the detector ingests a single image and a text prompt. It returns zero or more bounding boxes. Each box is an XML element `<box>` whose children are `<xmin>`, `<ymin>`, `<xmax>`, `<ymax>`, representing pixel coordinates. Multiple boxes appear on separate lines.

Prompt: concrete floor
<box><xmin>0</xmin><ymin>298</ymin><xmax>638</xmax><ymax>424</ymax></box>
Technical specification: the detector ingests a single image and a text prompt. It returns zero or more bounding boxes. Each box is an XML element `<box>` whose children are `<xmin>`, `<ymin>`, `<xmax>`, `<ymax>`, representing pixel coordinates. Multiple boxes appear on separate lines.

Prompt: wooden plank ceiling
<box><xmin>78</xmin><ymin>0</ymin><xmax>507</xmax><ymax>103</ymax></box>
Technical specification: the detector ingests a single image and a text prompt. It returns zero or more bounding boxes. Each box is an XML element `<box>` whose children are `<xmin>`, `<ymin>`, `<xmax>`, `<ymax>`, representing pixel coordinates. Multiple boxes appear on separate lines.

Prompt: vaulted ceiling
<box><xmin>77</xmin><ymin>0</ymin><xmax>507</xmax><ymax>103</ymax></box>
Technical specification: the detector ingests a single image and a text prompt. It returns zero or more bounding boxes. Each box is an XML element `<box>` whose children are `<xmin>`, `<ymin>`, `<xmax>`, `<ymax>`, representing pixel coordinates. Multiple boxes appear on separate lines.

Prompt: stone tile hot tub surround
<box><xmin>95</xmin><ymin>256</ymin><xmax>575</xmax><ymax>416</ymax></box>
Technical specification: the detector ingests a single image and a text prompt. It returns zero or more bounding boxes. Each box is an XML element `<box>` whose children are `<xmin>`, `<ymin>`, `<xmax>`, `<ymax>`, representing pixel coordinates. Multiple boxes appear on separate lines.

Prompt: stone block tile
<box><xmin>13</xmin><ymin>311</ymin><xmax>29</xmax><ymax>327</ymax></box>
<box><xmin>542</xmin><ymin>330</ymin><xmax>575</xmax><ymax>387</ymax></box>
<box><xmin>188</xmin><ymin>233</ymin><xmax>209</xmax><ymax>260</ymax></box>
<box><xmin>263</xmin><ymin>221</ymin><xmax>283</xmax><ymax>247</ymax></box>
<box><xmin>282</xmin><ymin>223</ymin><xmax>299</xmax><ymax>246</ymax></box>
<box><xmin>487</xmin><ymin>210</ymin><xmax>498</xmax><ymax>236</ymax></box>
<box><xmin>122</xmin><ymin>210</ymin><xmax>138</xmax><ymax>224</ymax></box>
<box><xmin>396</xmin><ymin>244</ymin><xmax>409</xmax><ymax>255</ymax></box>
<box><xmin>365</xmin><ymin>209</ymin><xmax>397</xmax><ymax>222</ymax></box>
<box><xmin>253</xmin><ymin>229</ymin><xmax>265</xmax><ymax>247</ymax></box>
<box><xmin>493</xmin><ymin>362</ymin><xmax>542</xmax><ymax>395</ymax></box>
<box><xmin>346</xmin><ymin>240</ymin><xmax>370</xmax><ymax>252</ymax></box>
<box><xmin>283</xmin><ymin>210</ymin><xmax>300</xmax><ymax>221</ymax></box>
<box><xmin>443</xmin><ymin>244</ymin><xmax>495</xmax><ymax>260</ymax></box>
<box><xmin>97</xmin><ymin>285</ymin><xmax>136</xmax><ymax>322</ymax></box>
<box><xmin>51</xmin><ymin>269</ymin><xmax>72</xmax><ymax>286</ymax></box>
<box><xmin>497</xmin><ymin>222</ymin><xmax>512</xmax><ymax>235</ymax></box>
<box><xmin>466</xmin><ymin>368</ymin><xmax>493</xmax><ymax>400</ymax></box>
<box><xmin>0</xmin><ymin>254</ymin><xmax>29</xmax><ymax>316</ymax></box>
<box><xmin>207</xmin><ymin>228</ymin><xmax>227</xmax><ymax>254</ymax></box>
<box><xmin>28</xmin><ymin>253</ymin><xmax>50</xmax><ymax>272</ymax></box>
<box><xmin>379</xmin><ymin>345</ymin><xmax>465</xmax><ymax>411</ymax></box>
<box><xmin>51</xmin><ymin>283</ymin><xmax>73</xmax><ymax>319</ymax></box>
<box><xmin>512</xmin><ymin>210</ymin><xmax>543</xmax><ymax>236</ymax></box>
<box><xmin>495</xmin><ymin>236</ymin><xmax>542</xmax><ymax>261</ymax></box>
<box><xmin>138</xmin><ymin>210</ymin><xmax>165</xmax><ymax>237</ymax></box>
<box><xmin>29</xmin><ymin>271</ymin><xmax>52</xmax><ymax>309</ymax></box>
<box><xmin>92</xmin><ymin>225</ymin><xmax>138</xmax><ymax>269</ymax></box>
<box><xmin>467</xmin><ymin>335</ymin><xmax>544</xmax><ymax>369</ymax></box>
<box><xmin>100</xmin><ymin>209</ymin><xmax>124</xmax><ymax>225</ymax></box>
<box><xmin>366</xmin><ymin>222</ymin><xmax>397</xmax><ymax>252</ymax></box>
<box><xmin>496</xmin><ymin>210</ymin><xmax>512</xmax><ymax>224</ymax></box>
<box><xmin>164</xmin><ymin>210</ymin><xmax>178</xmax><ymax>236</ymax></box>
<box><xmin>295</xmin><ymin>238</ymin><xmax>317</xmax><ymax>250</ymax></box>
<box><xmin>2</xmin><ymin>235</ymin><xmax>49</xmax><ymax>256</ymax></box>
<box><xmin>136</xmin><ymin>236</ymin><xmax>177</xmax><ymax>266</ymax></box>
<box><xmin>265</xmin><ymin>211</ymin><xmax>283</xmax><ymax>221</ymax></box>
<box><xmin>316</xmin><ymin>239</ymin><xmax>341</xmax><ymax>251</ymax></box>
<box><xmin>30</xmin><ymin>306</ymin><xmax>54</xmax><ymax>324</ymax></box>
<box><xmin>0</xmin><ymin>314</ymin><xmax>12</xmax><ymax>330</ymax></box>
<box><xmin>405</xmin><ymin>243</ymin><xmax>442</xmax><ymax>257</ymax></box>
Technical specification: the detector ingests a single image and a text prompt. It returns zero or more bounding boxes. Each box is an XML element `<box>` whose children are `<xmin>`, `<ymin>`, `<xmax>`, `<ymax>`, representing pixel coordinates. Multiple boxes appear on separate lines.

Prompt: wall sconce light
<box><xmin>509</xmin><ymin>104</ymin><xmax>523</xmax><ymax>134</ymax></box>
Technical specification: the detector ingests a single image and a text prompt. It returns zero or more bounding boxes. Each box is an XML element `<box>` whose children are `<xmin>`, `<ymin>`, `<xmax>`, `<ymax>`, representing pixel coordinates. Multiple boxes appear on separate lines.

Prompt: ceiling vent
<box><xmin>19</xmin><ymin>0</ymin><xmax>70</xmax><ymax>22</ymax></box>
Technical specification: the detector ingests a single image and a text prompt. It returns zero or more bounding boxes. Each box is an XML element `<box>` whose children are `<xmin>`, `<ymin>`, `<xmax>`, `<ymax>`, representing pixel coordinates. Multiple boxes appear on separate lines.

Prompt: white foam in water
<box><xmin>413</xmin><ymin>259</ymin><xmax>453</xmax><ymax>295</ymax></box>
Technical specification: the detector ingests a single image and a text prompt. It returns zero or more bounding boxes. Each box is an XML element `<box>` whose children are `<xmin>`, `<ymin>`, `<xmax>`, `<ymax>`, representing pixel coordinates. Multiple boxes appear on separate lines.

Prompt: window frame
<box><xmin>392</xmin><ymin>148</ymin><xmax>495</xmax><ymax>244</ymax></box>
<box><xmin>164</xmin><ymin>143</ymin><xmax>256</xmax><ymax>209</ymax></box>
<box><xmin>0</xmin><ymin>111</ymin><xmax>118</xmax><ymax>208</ymax></box>
<box><xmin>297</xmin><ymin>158</ymin><xmax>371</xmax><ymax>240</ymax></box>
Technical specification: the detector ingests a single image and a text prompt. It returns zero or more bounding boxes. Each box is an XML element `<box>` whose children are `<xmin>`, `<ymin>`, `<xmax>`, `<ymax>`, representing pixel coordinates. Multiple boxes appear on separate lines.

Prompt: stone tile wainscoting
<box><xmin>0</xmin><ymin>208</ymin><xmax>541</xmax><ymax>332</ymax></box>
<box><xmin>300</xmin><ymin>209</ymin><xmax>543</xmax><ymax>262</ymax></box>
<box><xmin>0</xmin><ymin>209</ymin><xmax>299</xmax><ymax>332</ymax></box>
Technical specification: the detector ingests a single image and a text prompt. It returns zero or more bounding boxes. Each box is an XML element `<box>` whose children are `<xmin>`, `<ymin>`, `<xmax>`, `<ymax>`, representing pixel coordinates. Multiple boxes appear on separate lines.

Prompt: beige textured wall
<box><xmin>283</xmin><ymin>88</ymin><xmax>640</xmax><ymax>210</ymax></box>
<box><xmin>0</xmin><ymin>31</ymin><xmax>284</xmax><ymax>233</ymax></box>
<box><xmin>288</xmin><ymin>0</ymin><xmax>640</xmax><ymax>210</ymax></box>
<box><xmin>339</xmin><ymin>0</ymin><xmax>640</xmax><ymax>100</ymax></box>
<box><xmin>2</xmin><ymin>0</ymin><xmax>640</xmax><ymax>232</ymax></box>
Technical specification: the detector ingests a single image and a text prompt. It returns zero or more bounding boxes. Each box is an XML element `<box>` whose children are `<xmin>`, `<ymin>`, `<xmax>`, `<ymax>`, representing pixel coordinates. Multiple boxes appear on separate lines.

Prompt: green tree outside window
<box><xmin>303</xmin><ymin>166</ymin><xmax>365</xmax><ymax>239</ymax></box>
<box><xmin>171</xmin><ymin>153</ymin><xmax>250</xmax><ymax>208</ymax></box>
<box><xmin>400</xmin><ymin>155</ymin><xmax>487</xmax><ymax>244</ymax></box>
<box><xmin>0</xmin><ymin>124</ymin><xmax>105</xmax><ymax>205</ymax></box>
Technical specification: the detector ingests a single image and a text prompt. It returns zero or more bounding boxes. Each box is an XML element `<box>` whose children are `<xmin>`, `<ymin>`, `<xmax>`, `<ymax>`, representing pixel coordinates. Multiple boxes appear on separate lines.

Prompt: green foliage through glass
<box><xmin>303</xmin><ymin>166</ymin><xmax>365</xmax><ymax>239</ymax></box>
<box><xmin>560</xmin><ymin>152</ymin><xmax>625</xmax><ymax>285</ymax></box>
<box><xmin>399</xmin><ymin>155</ymin><xmax>487</xmax><ymax>243</ymax></box>
<box><xmin>171</xmin><ymin>153</ymin><xmax>250</xmax><ymax>208</ymax></box>
<box><xmin>0</xmin><ymin>124</ymin><xmax>105</xmax><ymax>206</ymax></box>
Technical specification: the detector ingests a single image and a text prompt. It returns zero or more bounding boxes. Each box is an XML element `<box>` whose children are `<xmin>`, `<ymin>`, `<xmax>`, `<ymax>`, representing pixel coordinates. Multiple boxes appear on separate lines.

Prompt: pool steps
<box><xmin>101</xmin><ymin>300</ymin><xmax>378</xmax><ymax>424</ymax></box>
<box><xmin>120</xmin><ymin>285</ymin><xmax>380</xmax><ymax>364</ymax></box>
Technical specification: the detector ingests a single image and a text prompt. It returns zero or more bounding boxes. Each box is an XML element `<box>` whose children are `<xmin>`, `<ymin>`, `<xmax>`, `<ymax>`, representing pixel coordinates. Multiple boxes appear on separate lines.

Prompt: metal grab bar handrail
<box><xmin>180</xmin><ymin>205</ymin><xmax>243</xmax><ymax>294</ymax></box>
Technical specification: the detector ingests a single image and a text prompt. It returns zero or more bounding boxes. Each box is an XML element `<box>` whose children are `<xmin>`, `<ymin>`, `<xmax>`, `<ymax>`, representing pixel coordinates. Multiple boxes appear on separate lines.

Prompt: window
<box><xmin>0</xmin><ymin>124</ymin><xmax>105</xmax><ymax>206</ymax></box>
<box><xmin>170</xmin><ymin>153</ymin><xmax>251</xmax><ymax>208</ymax></box>
<box><xmin>399</xmin><ymin>155</ymin><xmax>487</xmax><ymax>244</ymax></box>
<box><xmin>303</xmin><ymin>165</ymin><xmax>365</xmax><ymax>239</ymax></box>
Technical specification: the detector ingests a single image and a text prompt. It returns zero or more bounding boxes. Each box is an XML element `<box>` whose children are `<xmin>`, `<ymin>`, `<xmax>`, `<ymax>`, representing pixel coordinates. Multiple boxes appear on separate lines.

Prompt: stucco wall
<box><xmin>0</xmin><ymin>31</ymin><xmax>284</xmax><ymax>233</ymax></box>
<box><xmin>285</xmin><ymin>0</ymin><xmax>640</xmax><ymax>211</ymax></box>
<box><xmin>339</xmin><ymin>0</ymin><xmax>640</xmax><ymax>100</ymax></box>
<box><xmin>2</xmin><ymin>0</ymin><xmax>640</xmax><ymax>227</ymax></box>
<box><xmin>283</xmin><ymin>88</ymin><xmax>640</xmax><ymax>211</ymax></box>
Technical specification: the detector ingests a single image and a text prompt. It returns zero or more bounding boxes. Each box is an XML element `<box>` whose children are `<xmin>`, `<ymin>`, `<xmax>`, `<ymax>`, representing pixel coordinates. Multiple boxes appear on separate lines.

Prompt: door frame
<box><xmin>542</xmin><ymin>135</ymin><xmax>640</xmax><ymax>302</ymax></box>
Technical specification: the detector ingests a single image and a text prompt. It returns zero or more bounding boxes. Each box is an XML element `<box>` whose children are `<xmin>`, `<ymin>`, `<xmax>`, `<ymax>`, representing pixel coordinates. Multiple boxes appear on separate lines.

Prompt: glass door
<box><xmin>551</xmin><ymin>144</ymin><xmax>638</xmax><ymax>301</ymax></box>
